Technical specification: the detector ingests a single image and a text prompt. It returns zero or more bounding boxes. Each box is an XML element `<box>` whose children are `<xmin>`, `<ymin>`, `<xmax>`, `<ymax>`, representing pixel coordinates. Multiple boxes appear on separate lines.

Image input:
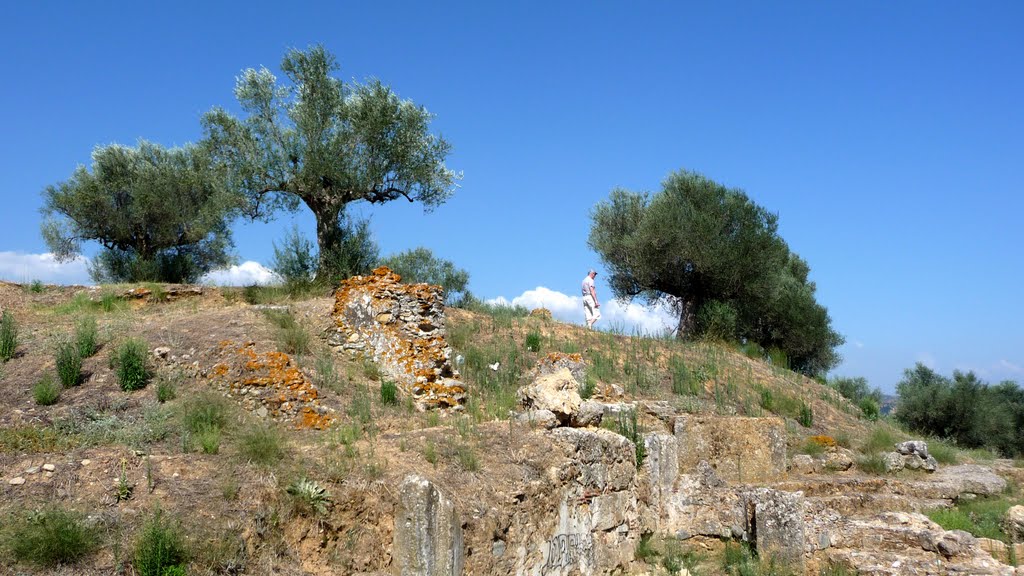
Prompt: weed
<box><xmin>55</xmin><ymin>338</ymin><xmax>83</xmax><ymax>387</ymax></box>
<box><xmin>579</xmin><ymin>375</ymin><xmax>596</xmax><ymax>400</ymax></box>
<box><xmin>155</xmin><ymin>371</ymin><xmax>179</xmax><ymax>403</ymax></box>
<box><xmin>635</xmin><ymin>533</ymin><xmax>658</xmax><ymax>562</ymax></box>
<box><xmin>819</xmin><ymin>563</ymin><xmax>858</xmax><ymax>576</ymax></box>
<box><xmin>348</xmin><ymin>385</ymin><xmax>373</xmax><ymax>425</ymax></box>
<box><xmin>798</xmin><ymin>402</ymin><xmax>813</xmax><ymax>428</ymax></box>
<box><xmin>613</xmin><ymin>409</ymin><xmax>646</xmax><ymax>468</ymax></box>
<box><xmin>182</xmin><ymin>393</ymin><xmax>229</xmax><ymax>434</ymax></box>
<box><xmin>361</xmin><ymin>358</ymin><xmax>381</xmax><ymax>380</ymax></box>
<box><xmin>856</xmin><ymin>452</ymin><xmax>889</xmax><ymax>475</ymax></box>
<box><xmin>862</xmin><ymin>425</ymin><xmax>902</xmax><ymax>453</ymax></box>
<box><xmin>287</xmin><ymin>477</ymin><xmax>331</xmax><ymax>516</ymax></box>
<box><xmin>262</xmin><ymin>310</ymin><xmax>310</xmax><ymax>355</ymax></box>
<box><xmin>133</xmin><ymin>508</ymin><xmax>188</xmax><ymax>576</ymax></box>
<box><xmin>456</xmin><ymin>443</ymin><xmax>479</xmax><ymax>471</ymax></box>
<box><xmin>237</xmin><ymin>423</ymin><xmax>286</xmax><ymax>466</ymax></box>
<box><xmin>0</xmin><ymin>310</ymin><xmax>17</xmax><ymax>361</ymax></box>
<box><xmin>928</xmin><ymin>439</ymin><xmax>960</xmax><ymax>465</ymax></box>
<box><xmin>116</xmin><ymin>459</ymin><xmax>134</xmax><ymax>501</ymax></box>
<box><xmin>927</xmin><ymin>495</ymin><xmax>1021</xmax><ymax>542</ymax></box>
<box><xmin>525</xmin><ymin>330</ymin><xmax>541</xmax><ymax>352</ymax></box>
<box><xmin>0</xmin><ymin>425</ymin><xmax>79</xmax><ymax>453</ymax></box>
<box><xmin>314</xmin><ymin>355</ymin><xmax>344</xmax><ymax>394</ymax></box>
<box><xmin>4</xmin><ymin>507</ymin><xmax>99</xmax><ymax>567</ymax></box>
<box><xmin>115</xmin><ymin>338</ymin><xmax>150</xmax><ymax>391</ymax></box>
<box><xmin>33</xmin><ymin>374</ymin><xmax>61</xmax><ymax>406</ymax></box>
<box><xmin>221</xmin><ymin>477</ymin><xmax>240</xmax><ymax>501</ymax></box>
<box><xmin>380</xmin><ymin>380</ymin><xmax>399</xmax><ymax>406</ymax></box>
<box><xmin>424</xmin><ymin>440</ymin><xmax>438</xmax><ymax>466</ymax></box>
<box><xmin>75</xmin><ymin>315</ymin><xmax>99</xmax><ymax>358</ymax></box>
<box><xmin>196</xmin><ymin>426</ymin><xmax>222</xmax><ymax>454</ymax></box>
<box><xmin>29</xmin><ymin>279</ymin><xmax>45</xmax><ymax>293</ymax></box>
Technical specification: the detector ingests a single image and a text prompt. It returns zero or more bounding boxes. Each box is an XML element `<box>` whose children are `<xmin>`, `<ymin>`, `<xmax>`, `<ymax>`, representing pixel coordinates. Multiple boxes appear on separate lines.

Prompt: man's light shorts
<box><xmin>583</xmin><ymin>295</ymin><xmax>601</xmax><ymax>323</ymax></box>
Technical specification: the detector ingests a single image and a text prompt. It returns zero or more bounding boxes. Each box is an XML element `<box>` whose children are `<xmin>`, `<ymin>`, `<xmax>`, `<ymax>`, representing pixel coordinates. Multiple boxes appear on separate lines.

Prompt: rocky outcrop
<box><xmin>743</xmin><ymin>488</ymin><xmax>806</xmax><ymax>565</ymax></box>
<box><xmin>329</xmin><ymin>267</ymin><xmax>465</xmax><ymax>410</ymax></box>
<box><xmin>394</xmin><ymin>475</ymin><xmax>464</xmax><ymax>576</ymax></box>
<box><xmin>1007</xmin><ymin>505</ymin><xmax>1024</xmax><ymax>543</ymax></box>
<box><xmin>674</xmin><ymin>416</ymin><xmax>787</xmax><ymax>483</ymax></box>
<box><xmin>517</xmin><ymin>368</ymin><xmax>582</xmax><ymax>425</ymax></box>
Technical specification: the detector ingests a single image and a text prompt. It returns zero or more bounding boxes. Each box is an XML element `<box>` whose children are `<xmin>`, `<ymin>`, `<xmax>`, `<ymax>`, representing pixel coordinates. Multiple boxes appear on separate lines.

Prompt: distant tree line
<box><xmin>895</xmin><ymin>363</ymin><xmax>1024</xmax><ymax>457</ymax></box>
<box><xmin>589</xmin><ymin>170</ymin><xmax>844</xmax><ymax>377</ymax></box>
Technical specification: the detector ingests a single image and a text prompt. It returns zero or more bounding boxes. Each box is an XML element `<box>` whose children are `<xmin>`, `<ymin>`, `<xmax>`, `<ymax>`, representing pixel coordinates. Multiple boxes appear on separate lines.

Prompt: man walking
<box><xmin>582</xmin><ymin>268</ymin><xmax>601</xmax><ymax>329</ymax></box>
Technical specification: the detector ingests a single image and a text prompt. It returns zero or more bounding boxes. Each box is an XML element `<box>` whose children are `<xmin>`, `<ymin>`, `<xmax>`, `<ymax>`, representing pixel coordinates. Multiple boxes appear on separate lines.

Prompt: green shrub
<box><xmin>133</xmin><ymin>509</ymin><xmax>188</xmax><ymax>576</ymax></box>
<box><xmin>196</xmin><ymin>426</ymin><xmax>221</xmax><ymax>454</ymax></box>
<box><xmin>928</xmin><ymin>439</ymin><xmax>959</xmax><ymax>465</ymax></box>
<box><xmin>635</xmin><ymin>533</ymin><xmax>658</xmax><ymax>562</ymax></box>
<box><xmin>862</xmin><ymin>425</ymin><xmax>901</xmax><ymax>453</ymax></box>
<box><xmin>55</xmin><ymin>339</ymin><xmax>82</xmax><ymax>387</ymax></box>
<box><xmin>33</xmin><ymin>375</ymin><xmax>61</xmax><ymax>406</ymax></box>
<box><xmin>456</xmin><ymin>443</ymin><xmax>479</xmax><ymax>471</ymax></box>
<box><xmin>579</xmin><ymin>375</ymin><xmax>596</xmax><ymax>400</ymax></box>
<box><xmin>614</xmin><ymin>409</ymin><xmax>646</xmax><ymax>468</ymax></box>
<box><xmin>29</xmin><ymin>279</ymin><xmax>45</xmax><ymax>293</ymax></box>
<box><xmin>0</xmin><ymin>310</ymin><xmax>17</xmax><ymax>361</ymax></box>
<box><xmin>156</xmin><ymin>378</ymin><xmax>177</xmax><ymax>403</ymax></box>
<box><xmin>798</xmin><ymin>402</ymin><xmax>813</xmax><ymax>428</ymax></box>
<box><xmin>237</xmin><ymin>424</ymin><xmax>285</xmax><ymax>466</ymax></box>
<box><xmin>271</xmin><ymin>225</ymin><xmax>316</xmax><ymax>287</ymax></box>
<box><xmin>858</xmin><ymin>397</ymin><xmax>880</xmax><ymax>421</ymax></box>
<box><xmin>856</xmin><ymin>452</ymin><xmax>888</xmax><ymax>475</ymax></box>
<box><xmin>115</xmin><ymin>338</ymin><xmax>150</xmax><ymax>391</ymax></box>
<box><xmin>380</xmin><ymin>381</ymin><xmax>399</xmax><ymax>406</ymax></box>
<box><xmin>696</xmin><ymin>300</ymin><xmax>737</xmax><ymax>341</ymax></box>
<box><xmin>4</xmin><ymin>507</ymin><xmax>99</xmax><ymax>566</ymax></box>
<box><xmin>524</xmin><ymin>330</ymin><xmax>541</xmax><ymax>352</ymax></box>
<box><xmin>75</xmin><ymin>316</ymin><xmax>99</xmax><ymax>358</ymax></box>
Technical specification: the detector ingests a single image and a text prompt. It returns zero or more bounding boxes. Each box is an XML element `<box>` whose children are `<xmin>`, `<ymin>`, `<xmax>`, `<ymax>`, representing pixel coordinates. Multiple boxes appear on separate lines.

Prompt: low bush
<box><xmin>33</xmin><ymin>375</ymin><xmax>61</xmax><ymax>406</ymax></box>
<box><xmin>55</xmin><ymin>339</ymin><xmax>82</xmax><ymax>387</ymax></box>
<box><xmin>3</xmin><ymin>507</ymin><xmax>99</xmax><ymax>567</ymax></box>
<box><xmin>524</xmin><ymin>330</ymin><xmax>541</xmax><ymax>352</ymax></box>
<box><xmin>115</xmin><ymin>338</ymin><xmax>150</xmax><ymax>391</ymax></box>
<box><xmin>75</xmin><ymin>316</ymin><xmax>99</xmax><ymax>358</ymax></box>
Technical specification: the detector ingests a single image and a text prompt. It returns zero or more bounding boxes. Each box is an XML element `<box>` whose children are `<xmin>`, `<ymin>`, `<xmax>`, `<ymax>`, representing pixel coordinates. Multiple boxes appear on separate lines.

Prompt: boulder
<box><xmin>571</xmin><ymin>400</ymin><xmax>604</xmax><ymax>428</ymax></box>
<box><xmin>824</xmin><ymin>450</ymin><xmax>854</xmax><ymax>472</ymax></box>
<box><xmin>517</xmin><ymin>368</ymin><xmax>582</xmax><ymax>425</ymax></box>
<box><xmin>513</xmin><ymin>409</ymin><xmax>560</xmax><ymax>429</ymax></box>
<box><xmin>743</xmin><ymin>488</ymin><xmax>806</xmax><ymax>565</ymax></box>
<box><xmin>882</xmin><ymin>452</ymin><xmax>905</xmax><ymax>473</ymax></box>
<box><xmin>895</xmin><ymin>440</ymin><xmax>930</xmax><ymax>458</ymax></box>
<box><xmin>790</xmin><ymin>454</ymin><xmax>815</xmax><ymax>475</ymax></box>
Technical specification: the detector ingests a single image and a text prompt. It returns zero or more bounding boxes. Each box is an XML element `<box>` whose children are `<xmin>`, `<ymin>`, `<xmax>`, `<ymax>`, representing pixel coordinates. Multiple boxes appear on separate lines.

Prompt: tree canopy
<box><xmin>588</xmin><ymin>169</ymin><xmax>843</xmax><ymax>376</ymax></box>
<box><xmin>380</xmin><ymin>247</ymin><xmax>471</xmax><ymax>305</ymax></box>
<box><xmin>202</xmin><ymin>45</ymin><xmax>460</xmax><ymax>283</ymax></box>
<box><xmin>41</xmin><ymin>141</ymin><xmax>236</xmax><ymax>283</ymax></box>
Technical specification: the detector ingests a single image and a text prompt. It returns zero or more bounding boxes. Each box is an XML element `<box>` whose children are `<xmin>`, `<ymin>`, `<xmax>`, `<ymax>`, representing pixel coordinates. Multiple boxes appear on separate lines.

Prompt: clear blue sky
<box><xmin>1</xmin><ymin>1</ymin><xmax>1021</xmax><ymax>393</ymax></box>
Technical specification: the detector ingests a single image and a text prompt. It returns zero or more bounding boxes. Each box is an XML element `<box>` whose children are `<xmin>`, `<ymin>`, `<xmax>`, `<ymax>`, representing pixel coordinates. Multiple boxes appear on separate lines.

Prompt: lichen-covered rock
<box><xmin>934</xmin><ymin>464</ymin><xmax>1007</xmax><ymax>496</ymax></box>
<box><xmin>529</xmin><ymin>352</ymin><xmax>587</xmax><ymax>386</ymax></box>
<box><xmin>513</xmin><ymin>409</ymin><xmax>560</xmax><ymax>429</ymax></box>
<box><xmin>1005</xmin><ymin>505</ymin><xmax>1024</xmax><ymax>543</ymax></box>
<box><xmin>674</xmin><ymin>416</ymin><xmax>786</xmax><ymax>483</ymax></box>
<box><xmin>882</xmin><ymin>451</ymin><xmax>905</xmax><ymax>473</ymax></box>
<box><xmin>529</xmin><ymin>307</ymin><xmax>553</xmax><ymax>320</ymax></box>
<box><xmin>330</xmin><ymin>267</ymin><xmax>465</xmax><ymax>411</ymax></box>
<box><xmin>518</xmin><ymin>368</ymin><xmax>582</xmax><ymax>425</ymax></box>
<box><xmin>896</xmin><ymin>440</ymin><xmax>930</xmax><ymax>458</ymax></box>
<box><xmin>394</xmin><ymin>475</ymin><xmax>463</xmax><ymax>576</ymax></box>
<box><xmin>823</xmin><ymin>450</ymin><xmax>854</xmax><ymax>472</ymax></box>
<box><xmin>790</xmin><ymin>454</ymin><xmax>816</xmax><ymax>474</ymax></box>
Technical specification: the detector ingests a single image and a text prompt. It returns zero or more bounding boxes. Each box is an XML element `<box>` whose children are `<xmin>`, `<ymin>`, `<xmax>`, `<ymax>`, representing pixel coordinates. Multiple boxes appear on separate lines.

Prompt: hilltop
<box><xmin>0</xmin><ymin>278</ymin><xmax>1021</xmax><ymax>576</ymax></box>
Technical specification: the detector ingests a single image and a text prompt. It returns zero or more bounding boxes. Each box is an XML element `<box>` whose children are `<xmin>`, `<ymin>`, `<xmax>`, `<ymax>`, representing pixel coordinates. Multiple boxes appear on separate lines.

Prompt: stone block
<box><xmin>674</xmin><ymin>416</ymin><xmax>786</xmax><ymax>483</ymax></box>
<box><xmin>394</xmin><ymin>475</ymin><xmax>463</xmax><ymax>576</ymax></box>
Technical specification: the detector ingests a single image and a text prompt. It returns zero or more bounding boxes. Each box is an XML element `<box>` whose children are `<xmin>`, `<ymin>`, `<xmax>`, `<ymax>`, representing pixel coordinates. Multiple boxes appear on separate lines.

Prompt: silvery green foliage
<box><xmin>203</xmin><ymin>45</ymin><xmax>460</xmax><ymax>281</ymax></box>
<box><xmin>40</xmin><ymin>141</ymin><xmax>237</xmax><ymax>283</ymax></box>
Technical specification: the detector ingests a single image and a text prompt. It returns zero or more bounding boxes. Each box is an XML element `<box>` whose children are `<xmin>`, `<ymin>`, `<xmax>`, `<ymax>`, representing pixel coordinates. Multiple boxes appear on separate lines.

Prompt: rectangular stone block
<box><xmin>674</xmin><ymin>416</ymin><xmax>786</xmax><ymax>483</ymax></box>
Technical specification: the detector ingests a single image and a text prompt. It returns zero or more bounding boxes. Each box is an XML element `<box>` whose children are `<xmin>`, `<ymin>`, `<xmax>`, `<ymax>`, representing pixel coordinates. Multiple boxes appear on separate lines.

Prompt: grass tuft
<box><xmin>3</xmin><ymin>507</ymin><xmax>99</xmax><ymax>567</ymax></box>
<box><xmin>380</xmin><ymin>380</ymin><xmax>399</xmax><ymax>406</ymax></box>
<box><xmin>75</xmin><ymin>316</ymin><xmax>99</xmax><ymax>358</ymax></box>
<box><xmin>236</xmin><ymin>423</ymin><xmax>286</xmax><ymax>466</ymax></box>
<box><xmin>33</xmin><ymin>374</ymin><xmax>61</xmax><ymax>406</ymax></box>
<box><xmin>0</xmin><ymin>310</ymin><xmax>17</xmax><ymax>361</ymax></box>
<box><xmin>133</xmin><ymin>508</ymin><xmax>188</xmax><ymax>576</ymax></box>
<box><xmin>262</xmin><ymin>310</ymin><xmax>310</xmax><ymax>355</ymax></box>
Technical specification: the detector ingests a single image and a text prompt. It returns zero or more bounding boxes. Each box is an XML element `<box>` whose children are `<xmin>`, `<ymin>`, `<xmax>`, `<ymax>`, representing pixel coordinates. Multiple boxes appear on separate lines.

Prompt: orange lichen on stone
<box><xmin>205</xmin><ymin>340</ymin><xmax>334</xmax><ymax>429</ymax></box>
<box><xmin>809</xmin><ymin>435</ymin><xmax>838</xmax><ymax>448</ymax></box>
<box><xmin>541</xmin><ymin>352</ymin><xmax>583</xmax><ymax>364</ymax></box>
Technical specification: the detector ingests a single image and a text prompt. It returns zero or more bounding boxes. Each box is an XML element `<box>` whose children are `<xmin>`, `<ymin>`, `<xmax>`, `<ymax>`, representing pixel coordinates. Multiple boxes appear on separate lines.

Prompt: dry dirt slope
<box><xmin>0</xmin><ymin>281</ymin><xmax>1016</xmax><ymax>575</ymax></box>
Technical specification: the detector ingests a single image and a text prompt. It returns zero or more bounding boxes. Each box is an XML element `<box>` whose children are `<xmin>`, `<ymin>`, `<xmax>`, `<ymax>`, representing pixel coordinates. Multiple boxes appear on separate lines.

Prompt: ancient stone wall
<box><xmin>674</xmin><ymin>416</ymin><xmax>787</xmax><ymax>483</ymax></box>
<box><xmin>329</xmin><ymin>267</ymin><xmax>465</xmax><ymax>410</ymax></box>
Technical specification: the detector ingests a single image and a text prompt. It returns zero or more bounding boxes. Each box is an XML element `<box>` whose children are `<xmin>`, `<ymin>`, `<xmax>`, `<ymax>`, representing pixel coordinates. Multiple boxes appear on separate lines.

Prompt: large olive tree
<box><xmin>41</xmin><ymin>140</ymin><xmax>236</xmax><ymax>283</ymax></box>
<box><xmin>589</xmin><ymin>169</ymin><xmax>843</xmax><ymax>376</ymax></box>
<box><xmin>202</xmin><ymin>45</ymin><xmax>460</xmax><ymax>283</ymax></box>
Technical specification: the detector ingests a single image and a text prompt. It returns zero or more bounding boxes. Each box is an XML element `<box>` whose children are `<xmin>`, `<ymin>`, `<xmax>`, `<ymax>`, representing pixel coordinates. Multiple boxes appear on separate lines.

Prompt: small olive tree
<box><xmin>380</xmin><ymin>247</ymin><xmax>470</xmax><ymax>305</ymax></box>
<box><xmin>41</xmin><ymin>141</ymin><xmax>237</xmax><ymax>283</ymax></box>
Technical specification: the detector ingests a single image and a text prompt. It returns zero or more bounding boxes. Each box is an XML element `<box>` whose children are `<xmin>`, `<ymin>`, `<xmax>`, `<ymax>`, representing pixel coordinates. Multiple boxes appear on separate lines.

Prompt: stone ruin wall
<box><xmin>329</xmin><ymin>267</ymin><xmax>465</xmax><ymax>410</ymax></box>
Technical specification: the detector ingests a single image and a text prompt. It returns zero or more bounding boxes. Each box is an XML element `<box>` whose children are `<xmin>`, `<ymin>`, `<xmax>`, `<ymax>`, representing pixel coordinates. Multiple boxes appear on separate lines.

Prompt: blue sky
<box><xmin>1</xmin><ymin>1</ymin><xmax>1021</xmax><ymax>393</ymax></box>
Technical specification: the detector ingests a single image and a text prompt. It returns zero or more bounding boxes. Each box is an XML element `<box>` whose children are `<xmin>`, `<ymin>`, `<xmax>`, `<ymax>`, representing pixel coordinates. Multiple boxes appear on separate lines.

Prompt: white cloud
<box><xmin>999</xmin><ymin>360</ymin><xmax>1022</xmax><ymax>374</ymax></box>
<box><xmin>915</xmin><ymin>352</ymin><xmax>937</xmax><ymax>370</ymax></box>
<box><xmin>488</xmin><ymin>286</ymin><xmax>676</xmax><ymax>336</ymax></box>
<box><xmin>853</xmin><ymin>340</ymin><xmax>865</xmax><ymax>349</ymax></box>
<box><xmin>201</xmin><ymin>261</ymin><xmax>280</xmax><ymax>286</ymax></box>
<box><xmin>0</xmin><ymin>252</ymin><xmax>92</xmax><ymax>285</ymax></box>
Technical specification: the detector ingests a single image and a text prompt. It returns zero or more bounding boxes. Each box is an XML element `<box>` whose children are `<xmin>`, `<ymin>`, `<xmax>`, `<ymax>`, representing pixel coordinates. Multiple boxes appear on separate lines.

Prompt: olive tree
<box><xmin>589</xmin><ymin>169</ymin><xmax>843</xmax><ymax>376</ymax></box>
<box><xmin>41</xmin><ymin>141</ymin><xmax>236</xmax><ymax>283</ymax></box>
<box><xmin>203</xmin><ymin>45</ymin><xmax>460</xmax><ymax>283</ymax></box>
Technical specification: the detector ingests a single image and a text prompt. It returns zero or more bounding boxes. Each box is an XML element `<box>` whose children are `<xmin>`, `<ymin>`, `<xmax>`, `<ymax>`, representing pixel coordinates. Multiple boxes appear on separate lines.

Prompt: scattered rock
<box><xmin>153</xmin><ymin>347</ymin><xmax>171</xmax><ymax>360</ymax></box>
<box><xmin>882</xmin><ymin>452</ymin><xmax>904</xmax><ymax>473</ymax></box>
<box><xmin>81</xmin><ymin>459</ymin><xmax>91</xmax><ymax>466</ymax></box>
<box><xmin>9</xmin><ymin>477</ymin><xmax>26</xmax><ymax>485</ymax></box>
<box><xmin>25</xmin><ymin>466</ymin><xmax>40</xmax><ymax>474</ymax></box>
<box><xmin>895</xmin><ymin>440</ymin><xmax>930</xmax><ymax>458</ymax></box>
<box><xmin>42</xmin><ymin>464</ymin><xmax>55</xmax><ymax>472</ymax></box>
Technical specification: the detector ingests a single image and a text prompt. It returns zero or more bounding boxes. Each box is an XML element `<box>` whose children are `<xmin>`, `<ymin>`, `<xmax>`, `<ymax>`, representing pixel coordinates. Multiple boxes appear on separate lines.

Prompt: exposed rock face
<box><xmin>674</xmin><ymin>416</ymin><xmax>787</xmax><ymax>483</ymax></box>
<box><xmin>395</xmin><ymin>475</ymin><xmax>464</xmax><ymax>576</ymax></box>
<box><xmin>743</xmin><ymin>488</ymin><xmax>806</xmax><ymax>565</ymax></box>
<box><xmin>330</xmin><ymin>267</ymin><xmax>465</xmax><ymax>410</ymax></box>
